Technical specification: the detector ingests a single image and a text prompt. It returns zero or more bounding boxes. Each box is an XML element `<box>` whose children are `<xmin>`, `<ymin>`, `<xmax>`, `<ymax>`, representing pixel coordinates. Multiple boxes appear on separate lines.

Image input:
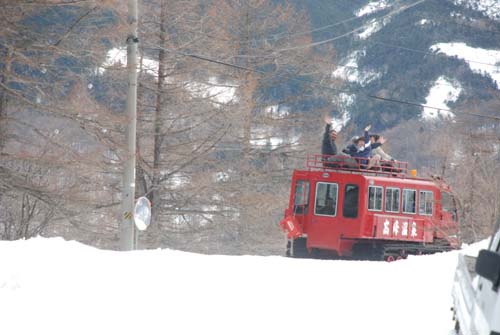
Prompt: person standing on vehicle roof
<box><xmin>321</xmin><ymin>115</ymin><xmax>338</xmax><ymax>156</ymax></box>
<box><xmin>322</xmin><ymin>115</ymin><xmax>358</xmax><ymax>168</ymax></box>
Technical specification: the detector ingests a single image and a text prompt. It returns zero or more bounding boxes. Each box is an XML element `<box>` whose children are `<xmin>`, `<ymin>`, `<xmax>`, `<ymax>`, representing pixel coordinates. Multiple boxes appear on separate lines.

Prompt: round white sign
<box><xmin>134</xmin><ymin>196</ymin><xmax>151</xmax><ymax>231</ymax></box>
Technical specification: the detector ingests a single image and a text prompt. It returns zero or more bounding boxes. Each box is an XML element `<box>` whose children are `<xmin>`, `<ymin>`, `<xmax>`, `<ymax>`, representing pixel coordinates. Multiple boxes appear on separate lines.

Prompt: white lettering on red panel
<box><xmin>383</xmin><ymin>219</ymin><xmax>390</xmax><ymax>235</ymax></box>
<box><xmin>402</xmin><ymin>221</ymin><xmax>408</xmax><ymax>236</ymax></box>
<box><xmin>392</xmin><ymin>220</ymin><xmax>400</xmax><ymax>235</ymax></box>
<box><xmin>411</xmin><ymin>222</ymin><xmax>418</xmax><ymax>237</ymax></box>
<box><xmin>381</xmin><ymin>218</ymin><xmax>419</xmax><ymax>239</ymax></box>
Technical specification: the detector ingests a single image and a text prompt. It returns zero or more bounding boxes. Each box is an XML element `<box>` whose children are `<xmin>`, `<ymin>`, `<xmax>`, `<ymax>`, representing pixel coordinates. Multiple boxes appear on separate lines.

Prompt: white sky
<box><xmin>0</xmin><ymin>237</ymin><xmax>488</xmax><ymax>335</ymax></box>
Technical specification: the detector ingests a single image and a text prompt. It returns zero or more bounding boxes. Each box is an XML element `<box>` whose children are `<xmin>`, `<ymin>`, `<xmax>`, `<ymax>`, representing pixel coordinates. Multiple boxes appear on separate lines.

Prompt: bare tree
<box><xmin>0</xmin><ymin>1</ymin><xmax>129</xmax><ymax>245</ymax></box>
<box><xmin>113</xmin><ymin>0</ymin><xmax>337</xmax><ymax>252</ymax></box>
<box><xmin>383</xmin><ymin>106</ymin><xmax>500</xmax><ymax>244</ymax></box>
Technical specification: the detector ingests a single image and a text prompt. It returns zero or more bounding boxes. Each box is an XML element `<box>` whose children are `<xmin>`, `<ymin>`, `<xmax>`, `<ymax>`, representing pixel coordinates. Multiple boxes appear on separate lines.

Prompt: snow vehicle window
<box><xmin>385</xmin><ymin>187</ymin><xmax>400</xmax><ymax>213</ymax></box>
<box><xmin>402</xmin><ymin>189</ymin><xmax>416</xmax><ymax>214</ymax></box>
<box><xmin>442</xmin><ymin>192</ymin><xmax>457</xmax><ymax>221</ymax></box>
<box><xmin>293</xmin><ymin>180</ymin><xmax>309</xmax><ymax>215</ymax></box>
<box><xmin>419</xmin><ymin>191</ymin><xmax>433</xmax><ymax>216</ymax></box>
<box><xmin>343</xmin><ymin>184</ymin><xmax>359</xmax><ymax>218</ymax></box>
<box><xmin>368</xmin><ymin>186</ymin><xmax>383</xmax><ymax>211</ymax></box>
<box><xmin>314</xmin><ymin>182</ymin><xmax>338</xmax><ymax>217</ymax></box>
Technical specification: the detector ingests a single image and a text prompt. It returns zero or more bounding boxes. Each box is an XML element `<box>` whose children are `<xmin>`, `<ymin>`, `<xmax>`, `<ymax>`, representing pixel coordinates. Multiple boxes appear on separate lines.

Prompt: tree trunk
<box><xmin>150</xmin><ymin>0</ymin><xmax>168</xmax><ymax>228</ymax></box>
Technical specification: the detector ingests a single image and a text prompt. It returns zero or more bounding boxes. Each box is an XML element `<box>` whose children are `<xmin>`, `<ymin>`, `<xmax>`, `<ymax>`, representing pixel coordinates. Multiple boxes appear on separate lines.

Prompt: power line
<box><xmin>173</xmin><ymin>5</ymin><xmax>368</xmax><ymax>46</ymax></box>
<box><xmin>154</xmin><ymin>46</ymin><xmax>500</xmax><ymax>122</ymax></box>
<box><xmin>272</xmin><ymin>12</ymin><xmax>364</xmax><ymax>40</ymax></box>
<box><xmin>332</xmin><ymin>63</ymin><xmax>476</xmax><ymax>91</ymax></box>
<box><xmin>273</xmin><ymin>0</ymin><xmax>427</xmax><ymax>53</ymax></box>
<box><xmin>370</xmin><ymin>41</ymin><xmax>499</xmax><ymax>67</ymax></box>
<box><xmin>160</xmin><ymin>5</ymin><xmax>366</xmax><ymax>47</ymax></box>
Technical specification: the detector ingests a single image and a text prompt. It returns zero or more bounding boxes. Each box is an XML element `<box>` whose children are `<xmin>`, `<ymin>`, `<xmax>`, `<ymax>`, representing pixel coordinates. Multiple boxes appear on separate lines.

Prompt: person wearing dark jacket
<box><xmin>346</xmin><ymin>125</ymin><xmax>382</xmax><ymax>169</ymax></box>
<box><xmin>342</xmin><ymin>136</ymin><xmax>361</xmax><ymax>157</ymax></box>
<box><xmin>321</xmin><ymin>120</ymin><xmax>338</xmax><ymax>156</ymax></box>
<box><xmin>321</xmin><ymin>115</ymin><xmax>357</xmax><ymax>168</ymax></box>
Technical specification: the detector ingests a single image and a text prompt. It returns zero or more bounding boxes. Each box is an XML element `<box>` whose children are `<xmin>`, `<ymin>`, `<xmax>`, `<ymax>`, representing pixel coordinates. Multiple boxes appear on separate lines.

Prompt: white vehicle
<box><xmin>452</xmin><ymin>220</ymin><xmax>500</xmax><ymax>335</ymax></box>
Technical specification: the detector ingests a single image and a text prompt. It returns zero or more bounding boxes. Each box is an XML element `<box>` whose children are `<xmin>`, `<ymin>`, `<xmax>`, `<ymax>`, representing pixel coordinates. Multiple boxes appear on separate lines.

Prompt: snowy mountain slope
<box><xmin>451</xmin><ymin>0</ymin><xmax>500</xmax><ymax>20</ymax></box>
<box><xmin>422</xmin><ymin>76</ymin><xmax>462</xmax><ymax>119</ymax></box>
<box><xmin>430</xmin><ymin>42</ymin><xmax>500</xmax><ymax>89</ymax></box>
<box><xmin>299</xmin><ymin>0</ymin><xmax>500</xmax><ymax>129</ymax></box>
<box><xmin>0</xmin><ymin>237</ymin><xmax>488</xmax><ymax>335</ymax></box>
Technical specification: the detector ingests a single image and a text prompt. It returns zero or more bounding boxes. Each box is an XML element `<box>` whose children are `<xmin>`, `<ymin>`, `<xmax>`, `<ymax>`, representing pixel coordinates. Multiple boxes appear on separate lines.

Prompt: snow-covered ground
<box><xmin>451</xmin><ymin>0</ymin><xmax>500</xmax><ymax>20</ymax></box>
<box><xmin>0</xmin><ymin>237</ymin><xmax>488</xmax><ymax>335</ymax></box>
<box><xmin>99</xmin><ymin>47</ymin><xmax>159</xmax><ymax>77</ymax></box>
<box><xmin>422</xmin><ymin>76</ymin><xmax>462</xmax><ymax>119</ymax></box>
<box><xmin>249</xmin><ymin>128</ymin><xmax>300</xmax><ymax>149</ymax></box>
<box><xmin>355</xmin><ymin>0</ymin><xmax>391</xmax><ymax>17</ymax></box>
<box><xmin>430</xmin><ymin>42</ymin><xmax>500</xmax><ymax>89</ymax></box>
<box><xmin>357</xmin><ymin>17</ymin><xmax>392</xmax><ymax>39</ymax></box>
<box><xmin>99</xmin><ymin>48</ymin><xmax>237</xmax><ymax>104</ymax></box>
<box><xmin>185</xmin><ymin>77</ymin><xmax>237</xmax><ymax>105</ymax></box>
<box><xmin>332</xmin><ymin>50</ymin><xmax>382</xmax><ymax>86</ymax></box>
<box><xmin>332</xmin><ymin>93</ymin><xmax>354</xmax><ymax>131</ymax></box>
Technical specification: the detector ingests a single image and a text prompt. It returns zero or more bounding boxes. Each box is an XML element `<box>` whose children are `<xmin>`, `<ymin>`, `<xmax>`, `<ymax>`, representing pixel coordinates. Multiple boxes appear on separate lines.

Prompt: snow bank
<box><xmin>0</xmin><ymin>237</ymin><xmax>488</xmax><ymax>335</ymax></box>
<box><xmin>430</xmin><ymin>42</ymin><xmax>500</xmax><ymax>89</ymax></box>
<box><xmin>461</xmin><ymin>238</ymin><xmax>491</xmax><ymax>257</ymax></box>
<box><xmin>422</xmin><ymin>76</ymin><xmax>462</xmax><ymax>119</ymax></box>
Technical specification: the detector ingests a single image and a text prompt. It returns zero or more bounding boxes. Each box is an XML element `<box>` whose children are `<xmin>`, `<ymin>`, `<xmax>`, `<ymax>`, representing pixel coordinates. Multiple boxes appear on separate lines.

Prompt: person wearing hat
<box><xmin>351</xmin><ymin>124</ymin><xmax>383</xmax><ymax>169</ymax></box>
<box><xmin>342</xmin><ymin>135</ymin><xmax>361</xmax><ymax>156</ymax></box>
<box><xmin>341</xmin><ymin>124</ymin><xmax>383</xmax><ymax>169</ymax></box>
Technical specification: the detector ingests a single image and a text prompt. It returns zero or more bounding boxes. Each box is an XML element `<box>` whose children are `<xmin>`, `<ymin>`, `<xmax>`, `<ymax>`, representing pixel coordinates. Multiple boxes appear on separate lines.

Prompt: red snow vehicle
<box><xmin>279</xmin><ymin>154</ymin><xmax>460</xmax><ymax>260</ymax></box>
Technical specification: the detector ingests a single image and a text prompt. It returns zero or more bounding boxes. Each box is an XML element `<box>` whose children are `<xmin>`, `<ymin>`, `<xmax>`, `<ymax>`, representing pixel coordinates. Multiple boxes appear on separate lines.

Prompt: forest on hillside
<box><xmin>1</xmin><ymin>0</ymin><xmax>499</xmax><ymax>254</ymax></box>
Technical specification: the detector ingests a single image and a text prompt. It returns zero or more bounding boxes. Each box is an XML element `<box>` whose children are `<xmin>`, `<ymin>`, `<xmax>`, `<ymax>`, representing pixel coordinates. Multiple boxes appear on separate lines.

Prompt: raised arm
<box><xmin>362</xmin><ymin>124</ymin><xmax>371</xmax><ymax>149</ymax></box>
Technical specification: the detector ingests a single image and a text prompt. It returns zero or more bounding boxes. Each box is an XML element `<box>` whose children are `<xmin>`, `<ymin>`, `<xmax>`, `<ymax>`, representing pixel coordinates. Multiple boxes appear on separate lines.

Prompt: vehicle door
<box><xmin>290</xmin><ymin>174</ymin><xmax>311</xmax><ymax>228</ymax></box>
<box><xmin>308</xmin><ymin>180</ymin><xmax>340</xmax><ymax>248</ymax></box>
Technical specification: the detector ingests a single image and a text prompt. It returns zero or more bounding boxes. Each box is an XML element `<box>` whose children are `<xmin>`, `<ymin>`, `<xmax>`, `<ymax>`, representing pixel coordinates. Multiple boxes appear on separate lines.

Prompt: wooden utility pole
<box><xmin>120</xmin><ymin>0</ymin><xmax>139</xmax><ymax>251</ymax></box>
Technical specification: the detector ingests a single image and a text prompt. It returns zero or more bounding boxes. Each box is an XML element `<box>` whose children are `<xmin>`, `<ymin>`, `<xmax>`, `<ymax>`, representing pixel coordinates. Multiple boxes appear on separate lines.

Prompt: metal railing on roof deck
<box><xmin>306</xmin><ymin>154</ymin><xmax>409</xmax><ymax>177</ymax></box>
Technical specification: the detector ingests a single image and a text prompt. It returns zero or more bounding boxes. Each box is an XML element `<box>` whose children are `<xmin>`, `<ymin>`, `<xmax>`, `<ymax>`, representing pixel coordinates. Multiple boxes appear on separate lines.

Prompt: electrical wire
<box><xmin>172</xmin><ymin>4</ymin><xmax>368</xmax><ymax>46</ymax></box>
<box><xmin>152</xmin><ymin>45</ymin><xmax>500</xmax><ymax>122</ymax></box>
<box><xmin>369</xmin><ymin>41</ymin><xmax>499</xmax><ymax>68</ymax></box>
<box><xmin>273</xmin><ymin>0</ymin><xmax>427</xmax><ymax>53</ymax></box>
